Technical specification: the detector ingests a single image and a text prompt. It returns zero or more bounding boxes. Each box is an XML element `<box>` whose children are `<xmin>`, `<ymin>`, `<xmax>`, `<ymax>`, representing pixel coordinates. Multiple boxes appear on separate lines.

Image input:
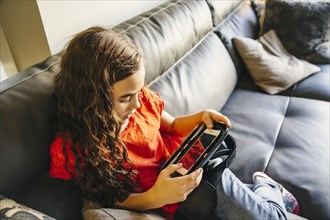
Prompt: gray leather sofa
<box><xmin>1</xmin><ymin>0</ymin><xmax>329</xmax><ymax>219</ymax></box>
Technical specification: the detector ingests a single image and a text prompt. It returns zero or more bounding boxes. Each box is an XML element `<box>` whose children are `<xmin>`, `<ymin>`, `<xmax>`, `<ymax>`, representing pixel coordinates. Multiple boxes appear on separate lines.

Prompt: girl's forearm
<box><xmin>161</xmin><ymin>109</ymin><xmax>231</xmax><ymax>138</ymax></box>
<box><xmin>171</xmin><ymin>112</ymin><xmax>204</xmax><ymax>137</ymax></box>
<box><xmin>114</xmin><ymin>190</ymin><xmax>162</xmax><ymax>211</ymax></box>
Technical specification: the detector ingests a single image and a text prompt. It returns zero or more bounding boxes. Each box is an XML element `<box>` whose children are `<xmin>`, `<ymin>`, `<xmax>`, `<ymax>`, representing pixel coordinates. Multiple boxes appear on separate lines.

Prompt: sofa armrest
<box><xmin>82</xmin><ymin>199</ymin><xmax>166</xmax><ymax>220</ymax></box>
<box><xmin>82</xmin><ymin>198</ymin><xmax>307</xmax><ymax>220</ymax></box>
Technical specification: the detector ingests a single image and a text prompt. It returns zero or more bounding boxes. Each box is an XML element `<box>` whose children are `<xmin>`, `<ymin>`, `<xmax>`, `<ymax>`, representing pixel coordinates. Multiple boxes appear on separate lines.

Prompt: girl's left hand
<box><xmin>201</xmin><ymin>109</ymin><xmax>232</xmax><ymax>129</ymax></box>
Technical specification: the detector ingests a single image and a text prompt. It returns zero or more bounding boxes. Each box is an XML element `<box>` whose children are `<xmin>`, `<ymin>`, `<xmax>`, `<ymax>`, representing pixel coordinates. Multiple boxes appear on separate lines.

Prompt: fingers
<box><xmin>202</xmin><ymin>109</ymin><xmax>232</xmax><ymax>129</ymax></box>
<box><xmin>191</xmin><ymin>168</ymin><xmax>203</xmax><ymax>185</ymax></box>
<box><xmin>186</xmin><ymin>168</ymin><xmax>203</xmax><ymax>193</ymax></box>
<box><xmin>154</xmin><ymin>165</ymin><xmax>203</xmax><ymax>205</ymax></box>
<box><xmin>176</xmin><ymin>168</ymin><xmax>203</xmax><ymax>187</ymax></box>
<box><xmin>173</xmin><ymin>168</ymin><xmax>203</xmax><ymax>202</ymax></box>
<box><xmin>161</xmin><ymin>163</ymin><xmax>183</xmax><ymax>177</ymax></box>
<box><xmin>203</xmin><ymin>111</ymin><xmax>214</xmax><ymax>129</ymax></box>
<box><xmin>215</xmin><ymin>114</ymin><xmax>231</xmax><ymax>128</ymax></box>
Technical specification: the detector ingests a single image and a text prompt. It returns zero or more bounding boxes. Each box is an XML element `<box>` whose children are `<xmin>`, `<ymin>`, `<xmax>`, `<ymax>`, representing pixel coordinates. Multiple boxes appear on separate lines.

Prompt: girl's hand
<box><xmin>147</xmin><ymin>163</ymin><xmax>203</xmax><ymax>207</ymax></box>
<box><xmin>201</xmin><ymin>109</ymin><xmax>231</xmax><ymax>129</ymax></box>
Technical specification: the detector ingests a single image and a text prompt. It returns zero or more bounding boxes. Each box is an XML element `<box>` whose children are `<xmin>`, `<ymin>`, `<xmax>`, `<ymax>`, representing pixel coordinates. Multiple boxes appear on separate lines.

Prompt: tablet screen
<box><xmin>176</xmin><ymin>128</ymin><xmax>221</xmax><ymax>175</ymax></box>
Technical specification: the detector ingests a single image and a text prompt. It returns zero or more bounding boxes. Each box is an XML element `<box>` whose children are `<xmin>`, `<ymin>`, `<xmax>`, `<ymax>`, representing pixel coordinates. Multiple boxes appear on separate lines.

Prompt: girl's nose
<box><xmin>131</xmin><ymin>93</ymin><xmax>141</xmax><ymax>110</ymax></box>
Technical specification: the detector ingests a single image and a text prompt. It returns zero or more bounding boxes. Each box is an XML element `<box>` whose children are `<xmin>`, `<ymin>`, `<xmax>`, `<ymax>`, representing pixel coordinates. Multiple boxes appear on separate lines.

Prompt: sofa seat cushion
<box><xmin>221</xmin><ymin>89</ymin><xmax>292</xmax><ymax>181</ymax></box>
<box><xmin>10</xmin><ymin>174</ymin><xmax>82</xmax><ymax>220</ymax></box>
<box><xmin>221</xmin><ymin>89</ymin><xmax>329</xmax><ymax>220</ymax></box>
<box><xmin>149</xmin><ymin>32</ymin><xmax>237</xmax><ymax>116</ymax></box>
<box><xmin>282</xmin><ymin>64</ymin><xmax>330</xmax><ymax>102</ymax></box>
<box><xmin>265</xmin><ymin>97</ymin><xmax>329</xmax><ymax>219</ymax></box>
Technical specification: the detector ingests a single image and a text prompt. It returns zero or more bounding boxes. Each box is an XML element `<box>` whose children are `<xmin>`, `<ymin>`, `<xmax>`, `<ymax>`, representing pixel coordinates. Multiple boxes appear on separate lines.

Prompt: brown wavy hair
<box><xmin>54</xmin><ymin>27</ymin><xmax>141</xmax><ymax>205</ymax></box>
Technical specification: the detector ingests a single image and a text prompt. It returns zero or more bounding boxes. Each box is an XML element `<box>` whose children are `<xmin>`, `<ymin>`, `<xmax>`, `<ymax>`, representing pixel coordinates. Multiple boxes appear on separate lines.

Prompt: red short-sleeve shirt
<box><xmin>49</xmin><ymin>87</ymin><xmax>182</xmax><ymax>214</ymax></box>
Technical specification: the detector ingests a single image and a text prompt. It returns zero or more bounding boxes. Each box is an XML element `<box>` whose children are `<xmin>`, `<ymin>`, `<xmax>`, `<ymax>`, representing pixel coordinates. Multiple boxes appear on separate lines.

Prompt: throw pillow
<box><xmin>0</xmin><ymin>195</ymin><xmax>54</xmax><ymax>220</ymax></box>
<box><xmin>251</xmin><ymin>0</ymin><xmax>266</xmax><ymax>28</ymax></box>
<box><xmin>260</xmin><ymin>0</ymin><xmax>330</xmax><ymax>64</ymax></box>
<box><xmin>233</xmin><ymin>30</ymin><xmax>321</xmax><ymax>95</ymax></box>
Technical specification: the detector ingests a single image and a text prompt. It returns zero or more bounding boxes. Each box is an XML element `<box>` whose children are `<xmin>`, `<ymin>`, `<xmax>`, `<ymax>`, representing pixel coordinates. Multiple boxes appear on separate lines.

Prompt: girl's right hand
<box><xmin>147</xmin><ymin>163</ymin><xmax>203</xmax><ymax>207</ymax></box>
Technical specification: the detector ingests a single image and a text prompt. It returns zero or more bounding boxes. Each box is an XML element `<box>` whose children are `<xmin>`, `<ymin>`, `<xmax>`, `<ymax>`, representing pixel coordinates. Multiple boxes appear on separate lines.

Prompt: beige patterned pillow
<box><xmin>0</xmin><ymin>195</ymin><xmax>54</xmax><ymax>219</ymax></box>
<box><xmin>233</xmin><ymin>30</ymin><xmax>320</xmax><ymax>94</ymax></box>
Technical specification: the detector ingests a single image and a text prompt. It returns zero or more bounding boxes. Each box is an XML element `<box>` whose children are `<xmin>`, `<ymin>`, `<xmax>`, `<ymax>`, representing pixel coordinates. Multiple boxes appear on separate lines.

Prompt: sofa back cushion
<box><xmin>149</xmin><ymin>32</ymin><xmax>237</xmax><ymax>117</ymax></box>
<box><xmin>214</xmin><ymin>1</ymin><xmax>259</xmax><ymax>77</ymax></box>
<box><xmin>113</xmin><ymin>0</ymin><xmax>213</xmax><ymax>85</ymax></box>
<box><xmin>206</xmin><ymin>0</ymin><xmax>243</xmax><ymax>26</ymax></box>
<box><xmin>0</xmin><ymin>55</ymin><xmax>59</xmax><ymax>195</ymax></box>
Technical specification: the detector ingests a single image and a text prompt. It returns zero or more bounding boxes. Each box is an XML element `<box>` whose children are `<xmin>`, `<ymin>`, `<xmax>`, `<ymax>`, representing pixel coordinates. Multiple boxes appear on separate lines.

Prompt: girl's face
<box><xmin>112</xmin><ymin>64</ymin><xmax>145</xmax><ymax>124</ymax></box>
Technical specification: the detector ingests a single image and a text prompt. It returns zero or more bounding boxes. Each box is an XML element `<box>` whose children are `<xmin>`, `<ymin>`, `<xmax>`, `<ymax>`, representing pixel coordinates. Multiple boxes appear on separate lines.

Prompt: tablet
<box><xmin>161</xmin><ymin>122</ymin><xmax>228</xmax><ymax>177</ymax></box>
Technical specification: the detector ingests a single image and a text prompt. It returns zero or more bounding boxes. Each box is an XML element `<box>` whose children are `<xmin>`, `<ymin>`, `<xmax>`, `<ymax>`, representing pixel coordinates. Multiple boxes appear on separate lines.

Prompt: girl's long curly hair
<box><xmin>54</xmin><ymin>27</ymin><xmax>141</xmax><ymax>205</ymax></box>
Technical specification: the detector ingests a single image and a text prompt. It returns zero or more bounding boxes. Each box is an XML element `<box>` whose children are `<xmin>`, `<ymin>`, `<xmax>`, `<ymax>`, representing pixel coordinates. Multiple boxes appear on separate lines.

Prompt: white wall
<box><xmin>0</xmin><ymin>61</ymin><xmax>8</xmax><ymax>82</ymax></box>
<box><xmin>37</xmin><ymin>0</ymin><xmax>167</xmax><ymax>55</ymax></box>
<box><xmin>0</xmin><ymin>0</ymin><xmax>50</xmax><ymax>75</ymax></box>
<box><xmin>0</xmin><ymin>25</ymin><xmax>18</xmax><ymax>80</ymax></box>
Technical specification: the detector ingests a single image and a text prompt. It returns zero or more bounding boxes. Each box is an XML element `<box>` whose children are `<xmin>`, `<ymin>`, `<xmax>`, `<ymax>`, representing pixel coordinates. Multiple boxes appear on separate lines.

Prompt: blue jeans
<box><xmin>218</xmin><ymin>168</ymin><xmax>287</xmax><ymax>220</ymax></box>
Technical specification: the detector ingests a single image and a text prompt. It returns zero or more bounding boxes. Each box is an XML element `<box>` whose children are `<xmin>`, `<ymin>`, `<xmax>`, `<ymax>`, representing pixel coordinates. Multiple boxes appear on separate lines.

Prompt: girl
<box><xmin>50</xmin><ymin>27</ymin><xmax>299</xmax><ymax>219</ymax></box>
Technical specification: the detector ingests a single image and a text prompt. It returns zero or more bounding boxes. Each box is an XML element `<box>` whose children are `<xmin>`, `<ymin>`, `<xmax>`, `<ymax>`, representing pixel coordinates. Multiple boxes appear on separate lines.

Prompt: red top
<box><xmin>49</xmin><ymin>87</ymin><xmax>183</xmax><ymax>214</ymax></box>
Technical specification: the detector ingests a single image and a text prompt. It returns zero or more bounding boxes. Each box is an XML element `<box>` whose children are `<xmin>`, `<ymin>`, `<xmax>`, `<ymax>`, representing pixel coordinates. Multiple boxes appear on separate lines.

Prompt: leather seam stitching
<box><xmin>0</xmin><ymin>59</ymin><xmax>60</xmax><ymax>94</ymax></box>
<box><xmin>119</xmin><ymin>0</ymin><xmax>182</xmax><ymax>34</ymax></box>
